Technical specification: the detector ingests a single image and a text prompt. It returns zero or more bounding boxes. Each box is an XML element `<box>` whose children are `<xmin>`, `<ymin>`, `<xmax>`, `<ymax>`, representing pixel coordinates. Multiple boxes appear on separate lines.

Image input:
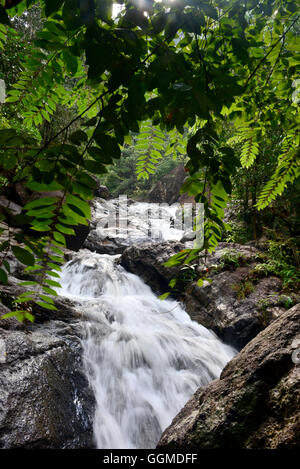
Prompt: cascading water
<box><xmin>58</xmin><ymin>249</ymin><xmax>235</xmax><ymax>449</ymax></box>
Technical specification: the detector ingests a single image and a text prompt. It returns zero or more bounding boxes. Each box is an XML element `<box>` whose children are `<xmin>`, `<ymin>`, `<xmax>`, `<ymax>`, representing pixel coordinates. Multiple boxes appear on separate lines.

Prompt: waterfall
<box><xmin>58</xmin><ymin>249</ymin><xmax>235</xmax><ymax>449</ymax></box>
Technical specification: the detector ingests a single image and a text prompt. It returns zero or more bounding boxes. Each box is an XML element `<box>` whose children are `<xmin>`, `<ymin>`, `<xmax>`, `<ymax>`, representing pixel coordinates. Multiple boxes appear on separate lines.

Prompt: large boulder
<box><xmin>0</xmin><ymin>315</ymin><xmax>95</xmax><ymax>449</ymax></box>
<box><xmin>184</xmin><ymin>269</ymin><xmax>284</xmax><ymax>350</ymax></box>
<box><xmin>158</xmin><ymin>303</ymin><xmax>300</xmax><ymax>449</ymax></box>
<box><xmin>148</xmin><ymin>165</ymin><xmax>188</xmax><ymax>204</ymax></box>
<box><xmin>121</xmin><ymin>241</ymin><xmax>186</xmax><ymax>294</ymax></box>
<box><xmin>84</xmin><ymin>227</ymin><xmax>131</xmax><ymax>255</ymax></box>
<box><xmin>0</xmin><ymin>265</ymin><xmax>95</xmax><ymax>449</ymax></box>
<box><xmin>121</xmin><ymin>242</ymin><xmax>290</xmax><ymax>349</ymax></box>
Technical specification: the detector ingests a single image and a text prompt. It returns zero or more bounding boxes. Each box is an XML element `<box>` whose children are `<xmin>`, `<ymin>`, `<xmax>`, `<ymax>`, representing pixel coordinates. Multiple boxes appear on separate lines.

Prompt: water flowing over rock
<box><xmin>122</xmin><ymin>242</ymin><xmax>288</xmax><ymax>350</ymax></box>
<box><xmin>1</xmin><ymin>197</ymin><xmax>294</xmax><ymax>449</ymax></box>
<box><xmin>57</xmin><ymin>250</ymin><xmax>235</xmax><ymax>449</ymax></box>
<box><xmin>157</xmin><ymin>303</ymin><xmax>300</xmax><ymax>449</ymax></box>
<box><xmin>84</xmin><ymin>198</ymin><xmax>185</xmax><ymax>255</ymax></box>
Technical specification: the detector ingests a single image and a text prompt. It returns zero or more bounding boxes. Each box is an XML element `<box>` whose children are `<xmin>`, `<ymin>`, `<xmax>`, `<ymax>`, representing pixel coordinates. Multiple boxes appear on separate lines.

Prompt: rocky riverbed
<box><xmin>0</xmin><ymin>196</ymin><xmax>299</xmax><ymax>449</ymax></box>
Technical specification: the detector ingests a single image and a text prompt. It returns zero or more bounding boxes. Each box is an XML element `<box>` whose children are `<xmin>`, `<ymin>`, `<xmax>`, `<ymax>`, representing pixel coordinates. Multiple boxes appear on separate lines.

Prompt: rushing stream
<box><xmin>57</xmin><ymin>200</ymin><xmax>235</xmax><ymax>449</ymax></box>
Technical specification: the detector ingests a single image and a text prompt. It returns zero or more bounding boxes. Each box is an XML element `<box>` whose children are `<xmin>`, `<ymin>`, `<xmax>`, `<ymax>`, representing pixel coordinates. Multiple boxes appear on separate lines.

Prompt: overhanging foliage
<box><xmin>0</xmin><ymin>0</ymin><xmax>299</xmax><ymax>319</ymax></box>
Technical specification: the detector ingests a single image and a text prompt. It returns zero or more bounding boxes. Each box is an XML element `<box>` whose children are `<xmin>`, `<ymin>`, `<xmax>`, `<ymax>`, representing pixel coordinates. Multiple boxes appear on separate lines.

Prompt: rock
<box><xmin>180</xmin><ymin>231</ymin><xmax>196</xmax><ymax>243</ymax></box>
<box><xmin>0</xmin><ymin>303</ymin><xmax>25</xmax><ymax>331</ymax></box>
<box><xmin>185</xmin><ymin>269</ymin><xmax>283</xmax><ymax>350</ymax></box>
<box><xmin>0</xmin><ymin>318</ymin><xmax>95</xmax><ymax>448</ymax></box>
<box><xmin>0</xmin><ymin>279</ymin><xmax>83</xmax><ymax>325</ymax></box>
<box><xmin>121</xmin><ymin>241</ymin><xmax>186</xmax><ymax>294</ymax></box>
<box><xmin>157</xmin><ymin>303</ymin><xmax>300</xmax><ymax>449</ymax></box>
<box><xmin>121</xmin><ymin>241</ymin><xmax>283</xmax><ymax>349</ymax></box>
<box><xmin>84</xmin><ymin>228</ymin><xmax>129</xmax><ymax>255</ymax></box>
<box><xmin>94</xmin><ymin>185</ymin><xmax>110</xmax><ymax>200</ymax></box>
<box><xmin>148</xmin><ymin>165</ymin><xmax>188</xmax><ymax>204</ymax></box>
<box><xmin>0</xmin><ymin>263</ymin><xmax>95</xmax><ymax>449</ymax></box>
<box><xmin>88</xmin><ymin>174</ymin><xmax>110</xmax><ymax>200</ymax></box>
<box><xmin>0</xmin><ymin>196</ymin><xmax>22</xmax><ymax>216</ymax></box>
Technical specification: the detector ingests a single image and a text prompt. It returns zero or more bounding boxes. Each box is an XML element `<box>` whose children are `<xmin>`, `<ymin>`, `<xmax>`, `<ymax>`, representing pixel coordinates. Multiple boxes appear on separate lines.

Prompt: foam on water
<box><xmin>58</xmin><ymin>250</ymin><xmax>235</xmax><ymax>449</ymax></box>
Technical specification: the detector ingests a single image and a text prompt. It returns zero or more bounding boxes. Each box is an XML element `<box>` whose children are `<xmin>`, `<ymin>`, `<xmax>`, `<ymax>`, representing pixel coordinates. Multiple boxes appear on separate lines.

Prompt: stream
<box><xmin>56</xmin><ymin>200</ymin><xmax>235</xmax><ymax>449</ymax></box>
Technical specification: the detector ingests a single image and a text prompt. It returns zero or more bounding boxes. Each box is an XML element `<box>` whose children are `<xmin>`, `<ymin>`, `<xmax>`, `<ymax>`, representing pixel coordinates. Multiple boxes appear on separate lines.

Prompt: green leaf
<box><xmin>1</xmin><ymin>311</ymin><xmax>18</xmax><ymax>320</ymax></box>
<box><xmin>55</xmin><ymin>223</ymin><xmax>75</xmax><ymax>235</ymax></box>
<box><xmin>42</xmin><ymin>286</ymin><xmax>58</xmax><ymax>296</ymax></box>
<box><xmin>26</xmin><ymin>181</ymin><xmax>63</xmax><ymax>192</ymax></box>
<box><xmin>12</xmin><ymin>246</ymin><xmax>35</xmax><ymax>266</ymax></box>
<box><xmin>62</xmin><ymin>0</ymin><xmax>82</xmax><ymax>30</ymax></box>
<box><xmin>0</xmin><ymin>129</ymin><xmax>17</xmax><ymax>144</ymax></box>
<box><xmin>0</xmin><ymin>6</ymin><xmax>11</xmax><ymax>26</ymax></box>
<box><xmin>159</xmin><ymin>292</ymin><xmax>170</xmax><ymax>300</ymax></box>
<box><xmin>39</xmin><ymin>295</ymin><xmax>55</xmax><ymax>304</ymax></box>
<box><xmin>53</xmin><ymin>231</ymin><xmax>66</xmax><ymax>245</ymax></box>
<box><xmin>45</xmin><ymin>279</ymin><xmax>61</xmax><ymax>288</ymax></box>
<box><xmin>62</xmin><ymin>204</ymin><xmax>88</xmax><ymax>225</ymax></box>
<box><xmin>19</xmin><ymin>281</ymin><xmax>39</xmax><ymax>286</ymax></box>
<box><xmin>94</xmin><ymin>133</ymin><xmax>121</xmax><ymax>159</ymax></box>
<box><xmin>36</xmin><ymin>301</ymin><xmax>57</xmax><ymax>311</ymax></box>
<box><xmin>24</xmin><ymin>197</ymin><xmax>59</xmax><ymax>211</ymax></box>
<box><xmin>69</xmin><ymin>129</ymin><xmax>87</xmax><ymax>144</ymax></box>
<box><xmin>24</xmin><ymin>312</ymin><xmax>35</xmax><ymax>322</ymax></box>
<box><xmin>31</xmin><ymin>221</ymin><xmax>52</xmax><ymax>232</ymax></box>
<box><xmin>45</xmin><ymin>0</ymin><xmax>64</xmax><ymax>18</ymax></box>
<box><xmin>26</xmin><ymin>205</ymin><xmax>56</xmax><ymax>218</ymax></box>
<box><xmin>45</xmin><ymin>270</ymin><xmax>61</xmax><ymax>278</ymax></box>
<box><xmin>84</xmin><ymin>159</ymin><xmax>107</xmax><ymax>174</ymax></box>
<box><xmin>66</xmin><ymin>194</ymin><xmax>91</xmax><ymax>218</ymax></box>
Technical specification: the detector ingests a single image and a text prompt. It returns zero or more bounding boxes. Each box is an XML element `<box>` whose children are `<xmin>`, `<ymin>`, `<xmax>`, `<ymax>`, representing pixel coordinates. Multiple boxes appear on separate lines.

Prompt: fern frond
<box><xmin>257</xmin><ymin>148</ymin><xmax>300</xmax><ymax>210</ymax></box>
<box><xmin>0</xmin><ymin>23</ymin><xmax>7</xmax><ymax>50</ymax></box>
<box><xmin>240</xmin><ymin>136</ymin><xmax>259</xmax><ymax>168</ymax></box>
<box><xmin>135</xmin><ymin>121</ymin><xmax>165</xmax><ymax>179</ymax></box>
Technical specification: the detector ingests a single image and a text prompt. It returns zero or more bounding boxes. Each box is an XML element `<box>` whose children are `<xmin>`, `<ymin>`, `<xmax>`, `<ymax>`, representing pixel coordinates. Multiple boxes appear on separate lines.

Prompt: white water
<box><xmin>91</xmin><ymin>198</ymin><xmax>188</xmax><ymax>246</ymax></box>
<box><xmin>58</xmin><ymin>250</ymin><xmax>235</xmax><ymax>449</ymax></box>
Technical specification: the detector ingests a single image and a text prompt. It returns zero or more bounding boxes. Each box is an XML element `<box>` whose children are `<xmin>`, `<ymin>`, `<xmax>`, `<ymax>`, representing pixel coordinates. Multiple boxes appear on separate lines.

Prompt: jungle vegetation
<box><xmin>0</xmin><ymin>0</ymin><xmax>299</xmax><ymax>320</ymax></box>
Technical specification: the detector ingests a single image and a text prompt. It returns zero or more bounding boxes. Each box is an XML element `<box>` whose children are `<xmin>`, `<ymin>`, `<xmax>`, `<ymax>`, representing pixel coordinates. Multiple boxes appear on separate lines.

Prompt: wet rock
<box><xmin>0</xmin><ymin>318</ymin><xmax>95</xmax><ymax>449</ymax></box>
<box><xmin>0</xmin><ymin>303</ymin><xmax>25</xmax><ymax>331</ymax></box>
<box><xmin>157</xmin><ymin>303</ymin><xmax>300</xmax><ymax>449</ymax></box>
<box><xmin>121</xmin><ymin>241</ymin><xmax>185</xmax><ymax>294</ymax></box>
<box><xmin>84</xmin><ymin>228</ymin><xmax>130</xmax><ymax>255</ymax></box>
<box><xmin>0</xmin><ymin>272</ymin><xmax>94</xmax><ymax>449</ymax></box>
<box><xmin>185</xmin><ymin>270</ymin><xmax>283</xmax><ymax>350</ymax></box>
<box><xmin>0</xmin><ymin>279</ymin><xmax>83</xmax><ymax>324</ymax></box>
<box><xmin>121</xmin><ymin>242</ymin><xmax>290</xmax><ymax>350</ymax></box>
<box><xmin>180</xmin><ymin>231</ymin><xmax>196</xmax><ymax>243</ymax></box>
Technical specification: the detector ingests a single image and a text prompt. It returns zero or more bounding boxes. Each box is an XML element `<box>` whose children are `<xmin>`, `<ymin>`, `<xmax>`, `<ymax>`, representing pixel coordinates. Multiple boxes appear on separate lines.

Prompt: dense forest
<box><xmin>0</xmin><ymin>0</ymin><xmax>299</xmax><ymax>452</ymax></box>
<box><xmin>0</xmin><ymin>0</ymin><xmax>299</xmax><ymax>318</ymax></box>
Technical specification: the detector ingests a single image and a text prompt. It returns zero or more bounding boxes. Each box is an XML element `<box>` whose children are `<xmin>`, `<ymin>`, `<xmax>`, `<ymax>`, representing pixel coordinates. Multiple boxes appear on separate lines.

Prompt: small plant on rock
<box><xmin>231</xmin><ymin>279</ymin><xmax>255</xmax><ymax>300</ymax></box>
<box><xmin>219</xmin><ymin>249</ymin><xmax>247</xmax><ymax>270</ymax></box>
